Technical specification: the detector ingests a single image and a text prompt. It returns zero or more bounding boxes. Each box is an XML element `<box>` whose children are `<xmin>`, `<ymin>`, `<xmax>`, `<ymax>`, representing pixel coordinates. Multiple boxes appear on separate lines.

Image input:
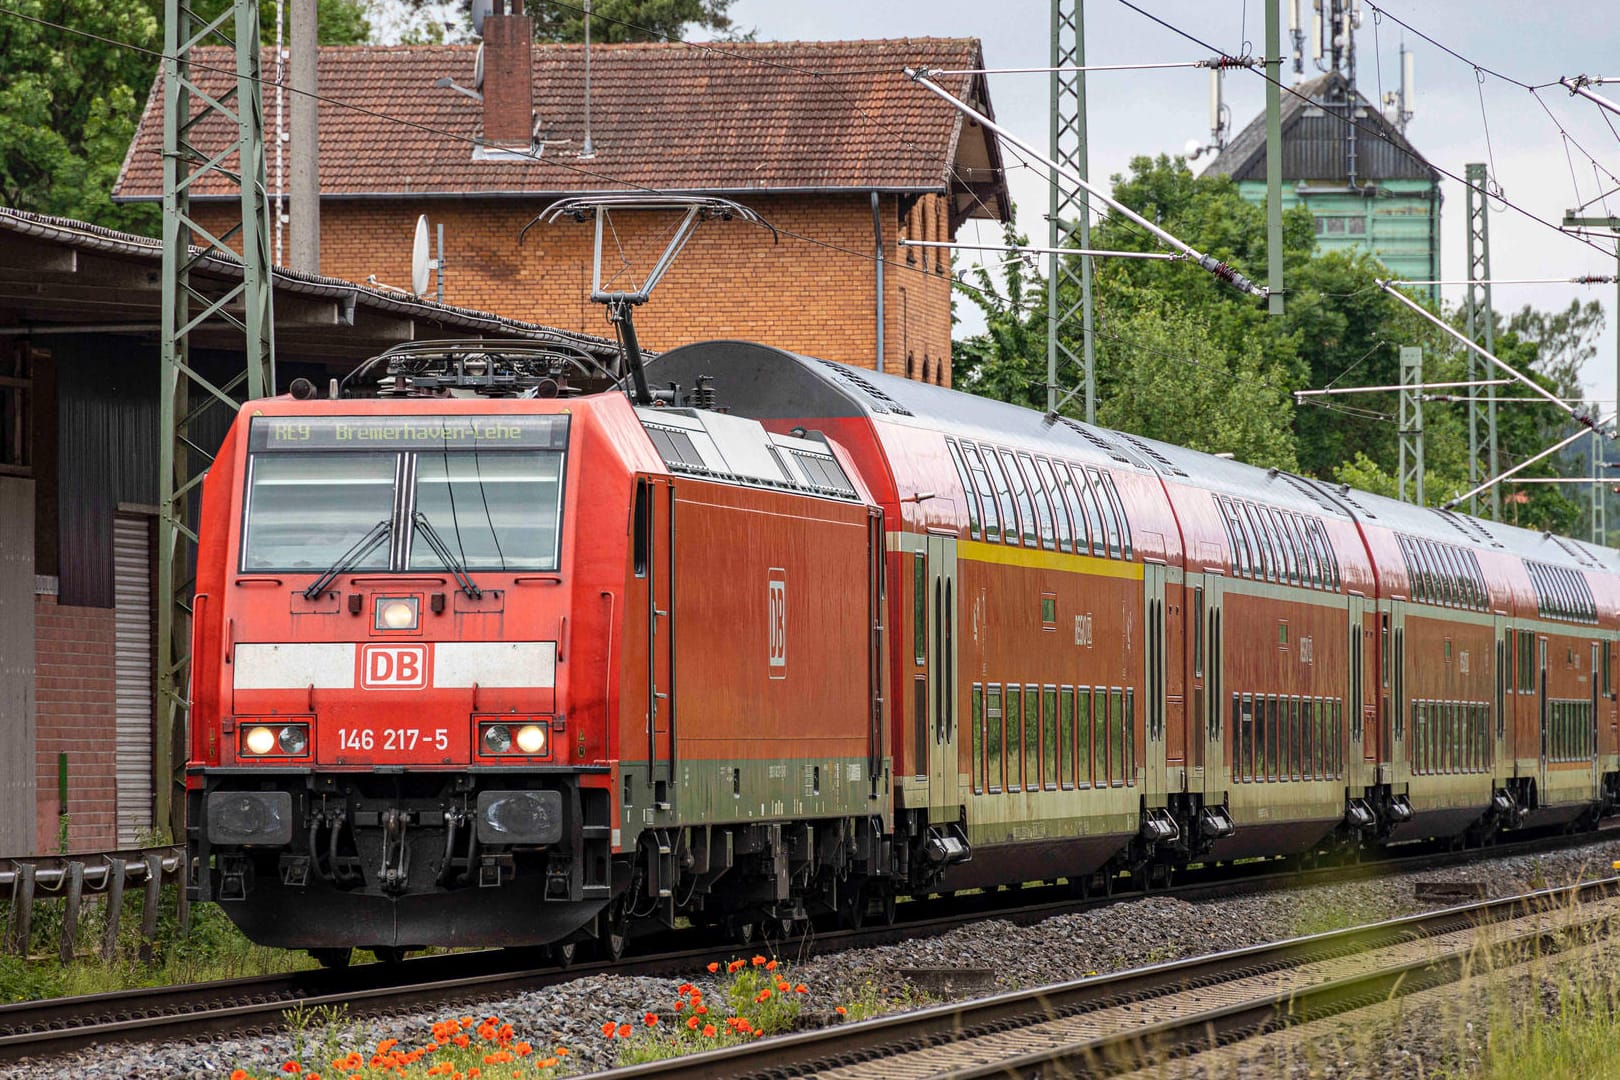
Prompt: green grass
<box><xmin>0</xmin><ymin>893</ymin><xmax>314</xmax><ymax>1002</ymax></box>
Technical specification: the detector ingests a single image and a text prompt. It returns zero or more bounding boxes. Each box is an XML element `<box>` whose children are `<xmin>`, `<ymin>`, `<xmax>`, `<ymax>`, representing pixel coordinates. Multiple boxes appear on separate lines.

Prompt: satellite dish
<box><xmin>470</xmin><ymin>0</ymin><xmax>492</xmax><ymax>37</ymax></box>
<box><xmin>411</xmin><ymin>215</ymin><xmax>431</xmax><ymax>296</ymax></box>
<box><xmin>473</xmin><ymin>42</ymin><xmax>485</xmax><ymax>91</ymax></box>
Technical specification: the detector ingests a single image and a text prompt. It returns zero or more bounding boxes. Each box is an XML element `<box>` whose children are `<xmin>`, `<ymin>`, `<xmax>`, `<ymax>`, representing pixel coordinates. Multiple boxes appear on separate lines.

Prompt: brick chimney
<box><xmin>481</xmin><ymin>0</ymin><xmax>533</xmax><ymax>149</ymax></box>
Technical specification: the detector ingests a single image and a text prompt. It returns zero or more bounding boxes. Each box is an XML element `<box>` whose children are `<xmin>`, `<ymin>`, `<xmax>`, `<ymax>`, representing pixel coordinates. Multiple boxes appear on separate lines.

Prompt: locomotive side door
<box><xmin>646</xmin><ymin>479</ymin><xmax>675</xmax><ymax>812</ymax></box>
<box><xmin>926</xmin><ymin>532</ymin><xmax>960</xmax><ymax>823</ymax></box>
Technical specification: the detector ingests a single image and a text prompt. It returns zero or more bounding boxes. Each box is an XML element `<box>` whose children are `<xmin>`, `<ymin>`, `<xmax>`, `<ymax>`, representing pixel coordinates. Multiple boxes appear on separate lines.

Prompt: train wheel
<box><xmin>309</xmin><ymin>948</ymin><xmax>352</xmax><ymax>970</ymax></box>
<box><xmin>600</xmin><ymin>924</ymin><xmax>628</xmax><ymax>963</ymax></box>
<box><xmin>879</xmin><ymin>886</ymin><xmax>898</xmax><ymax>926</ymax></box>
<box><xmin>551</xmin><ymin>942</ymin><xmax>577</xmax><ymax>968</ymax></box>
<box><xmin>843</xmin><ymin>884</ymin><xmax>868</xmax><ymax>931</ymax></box>
<box><xmin>727</xmin><ymin>917</ymin><xmax>757</xmax><ymax>945</ymax></box>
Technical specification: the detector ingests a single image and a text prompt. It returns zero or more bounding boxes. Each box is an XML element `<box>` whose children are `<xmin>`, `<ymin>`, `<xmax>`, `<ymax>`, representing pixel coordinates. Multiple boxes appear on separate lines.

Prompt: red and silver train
<box><xmin>187</xmin><ymin>339</ymin><xmax>1620</xmax><ymax>960</ymax></box>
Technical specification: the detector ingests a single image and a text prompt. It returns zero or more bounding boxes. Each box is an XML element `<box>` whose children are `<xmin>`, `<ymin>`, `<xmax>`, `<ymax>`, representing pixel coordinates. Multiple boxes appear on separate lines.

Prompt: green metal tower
<box><xmin>157</xmin><ymin>0</ymin><xmax>276</xmax><ymax>836</ymax></box>
<box><xmin>1047</xmin><ymin>0</ymin><xmax>1094</xmax><ymax>422</ymax></box>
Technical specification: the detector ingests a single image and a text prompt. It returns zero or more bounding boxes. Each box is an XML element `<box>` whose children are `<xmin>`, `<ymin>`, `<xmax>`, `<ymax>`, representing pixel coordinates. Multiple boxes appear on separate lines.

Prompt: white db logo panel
<box><xmin>767</xmin><ymin>570</ymin><xmax>787</xmax><ymax>679</ymax></box>
<box><xmin>360</xmin><ymin>643</ymin><xmax>429</xmax><ymax>690</ymax></box>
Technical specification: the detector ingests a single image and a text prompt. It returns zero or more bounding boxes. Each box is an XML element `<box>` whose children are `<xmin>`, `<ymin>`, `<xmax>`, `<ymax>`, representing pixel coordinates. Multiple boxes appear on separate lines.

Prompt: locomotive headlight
<box><xmin>377</xmin><ymin>597</ymin><xmax>419</xmax><ymax>631</ymax></box>
<box><xmin>244</xmin><ymin>725</ymin><xmax>276</xmax><ymax>755</ymax></box>
<box><xmin>482</xmin><ymin>724</ymin><xmax>513</xmax><ymax>754</ymax></box>
<box><xmin>515</xmin><ymin>723</ymin><xmax>547</xmax><ymax>754</ymax></box>
<box><xmin>277</xmin><ymin>725</ymin><xmax>309</xmax><ymax>755</ymax></box>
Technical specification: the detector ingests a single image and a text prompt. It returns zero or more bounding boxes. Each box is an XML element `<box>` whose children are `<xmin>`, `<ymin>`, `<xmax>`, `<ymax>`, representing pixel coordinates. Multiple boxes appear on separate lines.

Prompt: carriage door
<box><xmin>1143</xmin><ymin>562</ymin><xmax>1168</xmax><ymax>796</ymax></box>
<box><xmin>1592</xmin><ymin>641</ymin><xmax>1602</xmax><ymax>788</ymax></box>
<box><xmin>1201</xmin><ymin>574</ymin><xmax>1226</xmax><ymax>806</ymax></box>
<box><xmin>1492</xmin><ymin>614</ymin><xmax>1507</xmax><ymax>784</ymax></box>
<box><xmin>1347</xmin><ymin>595</ymin><xmax>1368</xmax><ymax>774</ymax></box>
<box><xmin>644</xmin><ymin>479</ymin><xmax>675</xmax><ymax>812</ymax></box>
<box><xmin>926</xmin><ymin>532</ymin><xmax>961</xmax><ymax>823</ymax></box>
<box><xmin>1538</xmin><ymin>636</ymin><xmax>1549</xmax><ymax>792</ymax></box>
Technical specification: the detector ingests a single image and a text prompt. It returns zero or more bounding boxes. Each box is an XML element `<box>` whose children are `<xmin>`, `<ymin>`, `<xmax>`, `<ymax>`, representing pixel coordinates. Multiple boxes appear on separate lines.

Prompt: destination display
<box><xmin>248</xmin><ymin>414</ymin><xmax>569</xmax><ymax>451</ymax></box>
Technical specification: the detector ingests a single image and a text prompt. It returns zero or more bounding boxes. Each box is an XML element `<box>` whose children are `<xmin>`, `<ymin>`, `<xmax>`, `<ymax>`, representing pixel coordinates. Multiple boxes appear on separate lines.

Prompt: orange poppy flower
<box><xmin>835</xmin><ymin>1006</ymin><xmax>848</xmax><ymax>1015</ymax></box>
<box><xmin>794</xmin><ymin>984</ymin><xmax>808</xmax><ymax>994</ymax></box>
<box><xmin>764</xmin><ymin>960</ymin><xmax>777</xmax><ymax>972</ymax></box>
<box><xmin>727</xmin><ymin>960</ymin><xmax>745</xmax><ymax>974</ymax></box>
<box><xmin>754</xmin><ymin>989</ymin><xmax>772</xmax><ymax>1003</ymax></box>
<box><xmin>513</xmin><ymin>1041</ymin><xmax>532</xmax><ymax>1055</ymax></box>
<box><xmin>453</xmin><ymin>1034</ymin><xmax>471</xmax><ymax>1048</ymax></box>
<box><xmin>538</xmin><ymin>1059</ymin><xmax>559</xmax><ymax>1069</ymax></box>
<box><xmin>616</xmin><ymin>1024</ymin><xmax>632</xmax><ymax>1038</ymax></box>
<box><xmin>750</xmin><ymin>955</ymin><xmax>767</xmax><ymax>966</ymax></box>
<box><xmin>377</xmin><ymin>1039</ymin><xmax>398</xmax><ymax>1054</ymax></box>
<box><xmin>694</xmin><ymin>1005</ymin><xmax>708</xmax><ymax>1015</ymax></box>
<box><xmin>281</xmin><ymin>1065</ymin><xmax>302</xmax><ymax>1075</ymax></box>
<box><xmin>706</xmin><ymin>961</ymin><xmax>719</xmax><ymax>973</ymax></box>
<box><xmin>643</xmin><ymin>1012</ymin><xmax>658</xmax><ymax>1026</ymax></box>
<box><xmin>701</xmin><ymin>1024</ymin><xmax>717</xmax><ymax>1038</ymax></box>
<box><xmin>686</xmin><ymin>1015</ymin><xmax>700</xmax><ymax>1030</ymax></box>
<box><xmin>231</xmin><ymin>1071</ymin><xmax>251</xmax><ymax>1080</ymax></box>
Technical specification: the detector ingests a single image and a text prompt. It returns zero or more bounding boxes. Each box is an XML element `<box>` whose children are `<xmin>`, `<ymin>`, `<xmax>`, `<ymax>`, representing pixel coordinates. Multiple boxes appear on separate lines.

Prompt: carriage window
<box><xmin>946</xmin><ymin>440</ymin><xmax>981</xmax><ymax>540</ymax></box>
<box><xmin>1042</xmin><ymin>686</ymin><xmax>1058</xmax><ymax>788</ymax></box>
<box><xmin>1233</xmin><ymin>694</ymin><xmax>1246</xmax><ymax>781</ymax></box>
<box><xmin>1056</xmin><ymin>462</ymin><xmax>1091</xmax><ymax>554</ymax></box>
<box><xmin>1243</xmin><ymin>503</ymin><xmax>1275</xmax><ymax>582</ymax></box>
<box><xmin>1269</xmin><ymin>509</ymin><xmax>1298</xmax><ymax>585</ymax></box>
<box><xmin>1025</xmin><ymin>686</ymin><xmax>1041</xmax><ymax>789</ymax></box>
<box><xmin>1018</xmin><ymin>453</ymin><xmax>1056</xmax><ymax>550</ymax></box>
<box><xmin>913</xmin><ymin>554</ymin><xmax>927</xmax><ymax>665</ymax></box>
<box><xmin>961</xmin><ymin>443</ymin><xmax>1002</xmax><ymax>542</ymax></box>
<box><xmin>1034</xmin><ymin>457</ymin><xmax>1074</xmax><ymax>552</ymax></box>
<box><xmin>1092</xmin><ymin>688</ymin><xmax>1109</xmax><ymax>783</ymax></box>
<box><xmin>1100</xmin><ymin>473</ymin><xmax>1132</xmax><ymax>559</ymax></box>
<box><xmin>1072</xmin><ymin>465</ymin><xmax>1108</xmax><ymax>557</ymax></box>
<box><xmin>1123</xmin><ymin>688</ymin><xmax>1136</xmax><ymax>784</ymax></box>
<box><xmin>1088</xmin><ymin>467</ymin><xmax>1123</xmax><ymax>558</ymax></box>
<box><xmin>986</xmin><ymin>685</ymin><xmax>1004</xmax><ymax>791</ymax></box>
<box><xmin>1005</xmin><ymin>684</ymin><xmax>1023</xmax><ymax>790</ymax></box>
<box><xmin>1078</xmin><ymin>687</ymin><xmax>1095</xmax><ymax>786</ymax></box>
<box><xmin>1109</xmin><ymin>688</ymin><xmax>1125</xmax><ymax>783</ymax></box>
<box><xmin>1194</xmin><ymin>587</ymin><xmax>1205</xmax><ymax>677</ymax></box>
<box><xmin>999</xmin><ymin>450</ymin><xmax>1039</xmax><ymax>546</ymax></box>
<box><xmin>971</xmin><ymin>685</ymin><xmax>984</xmax><ymax>793</ymax></box>
<box><xmin>1059</xmin><ymin>687</ymin><xmax>1075</xmax><ymax>787</ymax></box>
<box><xmin>985</xmin><ymin>449</ymin><xmax>1021</xmax><ymax>544</ymax></box>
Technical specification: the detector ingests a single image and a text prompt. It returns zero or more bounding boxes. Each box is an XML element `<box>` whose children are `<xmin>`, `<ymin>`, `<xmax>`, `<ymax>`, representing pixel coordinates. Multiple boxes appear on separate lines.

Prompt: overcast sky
<box><xmin>733</xmin><ymin>0</ymin><xmax>1620</xmax><ymax>414</ymax></box>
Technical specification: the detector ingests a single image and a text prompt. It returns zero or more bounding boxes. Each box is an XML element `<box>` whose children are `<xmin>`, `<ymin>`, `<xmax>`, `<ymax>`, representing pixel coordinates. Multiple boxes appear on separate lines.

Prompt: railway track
<box><xmin>599</xmin><ymin>876</ymin><xmax>1620</xmax><ymax>1079</ymax></box>
<box><xmin>3</xmin><ymin>824</ymin><xmax>1616</xmax><ymax>1064</ymax></box>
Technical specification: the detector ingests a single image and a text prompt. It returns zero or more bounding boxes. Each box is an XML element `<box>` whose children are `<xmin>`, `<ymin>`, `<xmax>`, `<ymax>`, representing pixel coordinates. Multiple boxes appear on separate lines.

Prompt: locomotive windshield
<box><xmin>241</xmin><ymin>415</ymin><xmax>568</xmax><ymax>573</ymax></box>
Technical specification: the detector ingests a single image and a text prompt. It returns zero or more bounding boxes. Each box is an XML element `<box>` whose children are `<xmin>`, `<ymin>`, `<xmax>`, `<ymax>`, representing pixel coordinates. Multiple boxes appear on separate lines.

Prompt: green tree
<box><xmin>0</xmin><ymin>0</ymin><xmax>368</xmax><ymax>234</ymax></box>
<box><xmin>530</xmin><ymin>0</ymin><xmax>747</xmax><ymax>42</ymax></box>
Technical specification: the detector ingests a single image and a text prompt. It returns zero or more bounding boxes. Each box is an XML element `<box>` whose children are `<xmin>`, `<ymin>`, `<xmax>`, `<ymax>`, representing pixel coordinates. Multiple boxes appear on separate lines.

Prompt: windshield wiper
<box><xmin>412</xmin><ymin>512</ymin><xmax>483</xmax><ymax>599</ymax></box>
<box><xmin>303</xmin><ymin>518</ymin><xmax>392</xmax><ymax>600</ymax></box>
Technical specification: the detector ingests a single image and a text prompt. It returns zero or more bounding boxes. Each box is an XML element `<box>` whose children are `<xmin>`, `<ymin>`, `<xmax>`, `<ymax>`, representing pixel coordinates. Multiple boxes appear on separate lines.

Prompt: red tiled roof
<box><xmin>116</xmin><ymin>38</ymin><xmax>1005</xmax><ymax>205</ymax></box>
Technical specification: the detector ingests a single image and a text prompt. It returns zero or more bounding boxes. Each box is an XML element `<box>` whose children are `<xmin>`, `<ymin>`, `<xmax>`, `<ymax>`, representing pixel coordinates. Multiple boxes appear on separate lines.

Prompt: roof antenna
<box><xmin>521</xmin><ymin>195</ymin><xmax>778</xmax><ymax>405</ymax></box>
<box><xmin>580</xmin><ymin>0</ymin><xmax>596</xmax><ymax>158</ymax></box>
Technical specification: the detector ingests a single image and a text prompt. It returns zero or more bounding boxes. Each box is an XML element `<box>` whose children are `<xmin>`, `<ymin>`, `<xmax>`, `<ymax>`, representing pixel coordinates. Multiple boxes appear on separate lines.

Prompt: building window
<box><xmin>0</xmin><ymin>345</ymin><xmax>31</xmax><ymax>475</ymax></box>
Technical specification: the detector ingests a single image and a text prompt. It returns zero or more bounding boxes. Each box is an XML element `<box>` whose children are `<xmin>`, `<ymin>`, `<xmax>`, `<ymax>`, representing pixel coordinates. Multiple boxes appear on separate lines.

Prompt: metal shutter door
<box><xmin>114</xmin><ymin>512</ymin><xmax>154</xmax><ymax>846</ymax></box>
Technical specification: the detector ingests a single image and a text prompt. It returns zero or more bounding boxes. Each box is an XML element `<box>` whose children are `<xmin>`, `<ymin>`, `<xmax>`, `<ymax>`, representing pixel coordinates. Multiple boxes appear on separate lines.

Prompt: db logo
<box><xmin>360</xmin><ymin>643</ymin><xmax>429</xmax><ymax>690</ymax></box>
<box><xmin>767</xmin><ymin>570</ymin><xmax>787</xmax><ymax>679</ymax></box>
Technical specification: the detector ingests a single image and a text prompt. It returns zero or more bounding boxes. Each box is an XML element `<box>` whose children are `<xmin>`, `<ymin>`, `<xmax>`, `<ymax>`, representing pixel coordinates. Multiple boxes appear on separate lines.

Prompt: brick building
<box><xmin>115</xmin><ymin>34</ymin><xmax>1010</xmax><ymax>385</ymax></box>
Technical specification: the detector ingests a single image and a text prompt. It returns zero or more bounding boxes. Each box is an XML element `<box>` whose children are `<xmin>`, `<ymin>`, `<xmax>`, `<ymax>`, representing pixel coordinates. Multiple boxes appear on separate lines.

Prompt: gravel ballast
<box><xmin>12</xmin><ymin>834</ymin><xmax>1620</xmax><ymax>1079</ymax></box>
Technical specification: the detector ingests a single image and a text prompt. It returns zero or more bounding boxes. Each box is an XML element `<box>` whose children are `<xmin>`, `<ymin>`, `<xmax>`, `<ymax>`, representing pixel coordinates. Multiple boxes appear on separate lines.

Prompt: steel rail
<box><xmin>593</xmin><ymin>877</ymin><xmax>1620</xmax><ymax>1079</ymax></box>
<box><xmin>3</xmin><ymin>824</ymin><xmax>1615</xmax><ymax>1063</ymax></box>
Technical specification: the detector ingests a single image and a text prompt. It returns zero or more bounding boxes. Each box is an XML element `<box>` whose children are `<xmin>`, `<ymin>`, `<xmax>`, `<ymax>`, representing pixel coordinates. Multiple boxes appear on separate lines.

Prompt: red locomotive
<box><xmin>187</xmin><ymin>338</ymin><xmax>1620</xmax><ymax>961</ymax></box>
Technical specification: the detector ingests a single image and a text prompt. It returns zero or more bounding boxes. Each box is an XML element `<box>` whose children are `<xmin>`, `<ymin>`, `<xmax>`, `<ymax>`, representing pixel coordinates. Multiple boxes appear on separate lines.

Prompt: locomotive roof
<box><xmin>648</xmin><ymin>340</ymin><xmax>1610</xmax><ymax>576</ymax></box>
